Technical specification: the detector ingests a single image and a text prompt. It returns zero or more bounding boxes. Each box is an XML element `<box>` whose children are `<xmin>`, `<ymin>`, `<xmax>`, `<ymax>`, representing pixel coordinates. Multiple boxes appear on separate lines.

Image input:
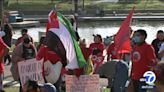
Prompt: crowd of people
<box><xmin>0</xmin><ymin>16</ymin><xmax>164</xmax><ymax>92</ymax></box>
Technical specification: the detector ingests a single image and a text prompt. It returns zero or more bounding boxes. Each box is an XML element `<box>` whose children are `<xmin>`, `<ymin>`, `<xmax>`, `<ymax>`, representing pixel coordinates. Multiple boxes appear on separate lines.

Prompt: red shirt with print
<box><xmin>89</xmin><ymin>43</ymin><xmax>104</xmax><ymax>73</ymax></box>
<box><xmin>92</xmin><ymin>54</ymin><xmax>104</xmax><ymax>74</ymax></box>
<box><xmin>131</xmin><ymin>42</ymin><xmax>156</xmax><ymax>80</ymax></box>
<box><xmin>0</xmin><ymin>37</ymin><xmax>7</xmax><ymax>74</ymax></box>
<box><xmin>89</xmin><ymin>43</ymin><xmax>104</xmax><ymax>55</ymax></box>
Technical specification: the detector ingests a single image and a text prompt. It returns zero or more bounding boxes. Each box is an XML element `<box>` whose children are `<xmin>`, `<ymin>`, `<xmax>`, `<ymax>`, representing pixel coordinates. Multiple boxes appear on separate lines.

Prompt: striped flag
<box><xmin>46</xmin><ymin>10</ymin><xmax>86</xmax><ymax>69</ymax></box>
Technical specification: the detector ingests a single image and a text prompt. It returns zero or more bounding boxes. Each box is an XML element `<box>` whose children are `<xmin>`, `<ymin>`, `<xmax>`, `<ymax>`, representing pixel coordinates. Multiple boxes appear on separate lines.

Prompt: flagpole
<box><xmin>74</xmin><ymin>0</ymin><xmax>78</xmax><ymax>31</ymax></box>
<box><xmin>53</xmin><ymin>5</ymin><xmax>57</xmax><ymax>13</ymax></box>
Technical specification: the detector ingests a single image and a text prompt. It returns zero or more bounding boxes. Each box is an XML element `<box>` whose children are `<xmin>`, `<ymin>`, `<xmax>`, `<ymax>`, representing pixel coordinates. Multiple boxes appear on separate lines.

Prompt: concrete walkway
<box><xmin>3</xmin><ymin>65</ymin><xmax>108</xmax><ymax>88</ymax></box>
<box><xmin>23</xmin><ymin>14</ymin><xmax>164</xmax><ymax>23</ymax></box>
<box><xmin>3</xmin><ymin>65</ymin><xmax>20</xmax><ymax>88</ymax></box>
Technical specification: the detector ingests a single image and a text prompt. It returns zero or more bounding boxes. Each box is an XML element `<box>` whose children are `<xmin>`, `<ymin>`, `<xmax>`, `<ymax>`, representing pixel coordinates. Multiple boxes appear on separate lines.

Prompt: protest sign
<box><xmin>18</xmin><ymin>59</ymin><xmax>44</xmax><ymax>87</ymax></box>
<box><xmin>66</xmin><ymin>74</ymin><xmax>100</xmax><ymax>92</ymax></box>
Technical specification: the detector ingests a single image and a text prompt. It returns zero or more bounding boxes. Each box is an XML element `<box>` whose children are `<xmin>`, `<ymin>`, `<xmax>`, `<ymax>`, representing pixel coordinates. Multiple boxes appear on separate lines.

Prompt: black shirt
<box><xmin>22</xmin><ymin>45</ymin><xmax>35</xmax><ymax>60</ymax></box>
<box><xmin>151</xmin><ymin>38</ymin><xmax>164</xmax><ymax>58</ymax></box>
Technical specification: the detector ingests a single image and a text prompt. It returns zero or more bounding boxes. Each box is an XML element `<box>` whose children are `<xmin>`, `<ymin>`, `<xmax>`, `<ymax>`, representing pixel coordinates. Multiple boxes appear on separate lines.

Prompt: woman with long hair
<box><xmin>2</xmin><ymin>23</ymin><xmax>13</xmax><ymax>65</ymax></box>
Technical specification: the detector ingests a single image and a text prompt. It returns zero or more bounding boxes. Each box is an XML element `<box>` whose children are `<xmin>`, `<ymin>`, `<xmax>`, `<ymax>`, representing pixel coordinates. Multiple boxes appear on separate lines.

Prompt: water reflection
<box><xmin>13</xmin><ymin>21</ymin><xmax>164</xmax><ymax>46</ymax></box>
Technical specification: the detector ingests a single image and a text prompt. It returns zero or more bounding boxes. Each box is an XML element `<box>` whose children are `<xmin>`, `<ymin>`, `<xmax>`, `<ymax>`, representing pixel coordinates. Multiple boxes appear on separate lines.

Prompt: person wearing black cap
<box><xmin>151</xmin><ymin>30</ymin><xmax>164</xmax><ymax>59</ymax></box>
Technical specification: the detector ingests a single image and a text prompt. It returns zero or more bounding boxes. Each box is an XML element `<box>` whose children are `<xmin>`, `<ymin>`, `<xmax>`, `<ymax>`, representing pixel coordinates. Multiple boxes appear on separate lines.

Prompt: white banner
<box><xmin>66</xmin><ymin>74</ymin><xmax>100</xmax><ymax>92</ymax></box>
<box><xmin>18</xmin><ymin>59</ymin><xmax>44</xmax><ymax>87</ymax></box>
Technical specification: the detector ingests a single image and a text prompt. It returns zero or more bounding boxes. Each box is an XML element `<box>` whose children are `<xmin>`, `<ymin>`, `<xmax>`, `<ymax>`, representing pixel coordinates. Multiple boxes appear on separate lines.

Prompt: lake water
<box><xmin>13</xmin><ymin>20</ymin><xmax>164</xmax><ymax>46</ymax></box>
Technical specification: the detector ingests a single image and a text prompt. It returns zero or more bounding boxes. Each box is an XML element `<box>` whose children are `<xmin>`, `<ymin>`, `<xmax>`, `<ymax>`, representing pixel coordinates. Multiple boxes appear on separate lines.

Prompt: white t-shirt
<box><xmin>159</xmin><ymin>43</ymin><xmax>164</xmax><ymax>61</ymax></box>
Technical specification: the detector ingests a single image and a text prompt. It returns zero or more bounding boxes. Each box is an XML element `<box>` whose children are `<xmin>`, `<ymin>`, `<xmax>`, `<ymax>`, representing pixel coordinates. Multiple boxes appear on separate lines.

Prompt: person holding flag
<box><xmin>109</xmin><ymin>7</ymin><xmax>134</xmax><ymax>62</ymax></box>
<box><xmin>108</xmin><ymin>7</ymin><xmax>134</xmax><ymax>92</ymax></box>
<box><xmin>44</xmin><ymin>7</ymin><xmax>86</xmax><ymax>72</ymax></box>
<box><xmin>37</xmin><ymin>7</ymin><xmax>86</xmax><ymax>91</ymax></box>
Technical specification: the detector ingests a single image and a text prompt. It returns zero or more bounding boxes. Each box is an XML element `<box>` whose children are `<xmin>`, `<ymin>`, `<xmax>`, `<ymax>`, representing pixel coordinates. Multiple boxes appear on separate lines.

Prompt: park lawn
<box><xmin>4</xmin><ymin>0</ymin><xmax>164</xmax><ymax>12</ymax></box>
<box><xmin>4</xmin><ymin>87</ymin><xmax>18</xmax><ymax>92</ymax></box>
<box><xmin>5</xmin><ymin>0</ymin><xmax>73</xmax><ymax>11</ymax></box>
<box><xmin>84</xmin><ymin>0</ymin><xmax>164</xmax><ymax>10</ymax></box>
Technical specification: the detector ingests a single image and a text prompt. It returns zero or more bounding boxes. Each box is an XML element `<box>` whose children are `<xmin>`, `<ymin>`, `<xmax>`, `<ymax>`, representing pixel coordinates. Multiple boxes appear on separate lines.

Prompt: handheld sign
<box><xmin>66</xmin><ymin>74</ymin><xmax>100</xmax><ymax>92</ymax></box>
<box><xmin>18</xmin><ymin>59</ymin><xmax>44</xmax><ymax>87</ymax></box>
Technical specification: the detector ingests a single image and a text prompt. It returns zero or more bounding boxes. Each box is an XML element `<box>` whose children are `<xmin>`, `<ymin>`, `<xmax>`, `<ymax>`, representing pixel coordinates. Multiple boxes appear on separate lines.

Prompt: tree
<box><xmin>74</xmin><ymin>0</ymin><xmax>78</xmax><ymax>13</ymax></box>
<box><xmin>0</xmin><ymin>0</ymin><xmax>3</xmax><ymax>26</ymax></box>
<box><xmin>51</xmin><ymin>0</ymin><xmax>54</xmax><ymax>3</ymax></box>
<box><xmin>118</xmin><ymin>0</ymin><xmax>140</xmax><ymax>4</ymax></box>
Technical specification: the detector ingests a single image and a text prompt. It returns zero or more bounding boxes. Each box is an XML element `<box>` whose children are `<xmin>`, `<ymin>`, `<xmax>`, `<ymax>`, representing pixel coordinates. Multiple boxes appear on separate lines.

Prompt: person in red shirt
<box><xmin>107</xmin><ymin>35</ymin><xmax>127</xmax><ymax>61</ymax></box>
<box><xmin>91</xmin><ymin>49</ymin><xmax>104</xmax><ymax>73</ymax></box>
<box><xmin>107</xmin><ymin>42</ymin><xmax>117</xmax><ymax>61</ymax></box>
<box><xmin>36</xmin><ymin>44</ymin><xmax>62</xmax><ymax>91</ymax></box>
<box><xmin>89</xmin><ymin>34</ymin><xmax>104</xmax><ymax>73</ymax></box>
<box><xmin>37</xmin><ymin>45</ymin><xmax>61</xmax><ymax>65</ymax></box>
<box><xmin>131</xmin><ymin>29</ymin><xmax>157</xmax><ymax>92</ymax></box>
<box><xmin>0</xmin><ymin>37</ymin><xmax>9</xmax><ymax>91</ymax></box>
<box><xmin>89</xmin><ymin>34</ymin><xmax>104</xmax><ymax>55</ymax></box>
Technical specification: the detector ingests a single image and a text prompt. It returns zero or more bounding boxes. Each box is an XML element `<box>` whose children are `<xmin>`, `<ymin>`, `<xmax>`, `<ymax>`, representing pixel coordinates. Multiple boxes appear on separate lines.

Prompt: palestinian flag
<box><xmin>45</xmin><ymin>10</ymin><xmax>86</xmax><ymax>69</ymax></box>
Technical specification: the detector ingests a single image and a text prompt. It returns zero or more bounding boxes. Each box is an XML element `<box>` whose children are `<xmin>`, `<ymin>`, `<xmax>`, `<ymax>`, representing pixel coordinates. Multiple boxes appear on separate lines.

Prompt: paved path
<box><xmin>3</xmin><ymin>65</ymin><xmax>108</xmax><ymax>88</ymax></box>
<box><xmin>3</xmin><ymin>65</ymin><xmax>20</xmax><ymax>88</ymax></box>
<box><xmin>24</xmin><ymin>15</ymin><xmax>164</xmax><ymax>23</ymax></box>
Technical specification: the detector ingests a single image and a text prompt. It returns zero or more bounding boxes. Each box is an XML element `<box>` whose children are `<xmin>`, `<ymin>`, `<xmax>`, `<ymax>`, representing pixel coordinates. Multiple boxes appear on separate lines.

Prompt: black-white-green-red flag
<box><xmin>46</xmin><ymin>10</ymin><xmax>86</xmax><ymax>69</ymax></box>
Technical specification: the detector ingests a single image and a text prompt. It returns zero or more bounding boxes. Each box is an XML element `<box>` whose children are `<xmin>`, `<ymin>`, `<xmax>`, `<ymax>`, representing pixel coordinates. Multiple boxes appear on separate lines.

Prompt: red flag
<box><xmin>114</xmin><ymin>7</ymin><xmax>135</xmax><ymax>57</ymax></box>
<box><xmin>46</xmin><ymin>11</ymin><xmax>59</xmax><ymax>32</ymax></box>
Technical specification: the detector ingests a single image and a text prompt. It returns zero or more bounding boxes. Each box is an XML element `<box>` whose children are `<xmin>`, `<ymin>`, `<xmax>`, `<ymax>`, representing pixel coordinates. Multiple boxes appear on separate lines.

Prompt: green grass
<box><xmin>84</xmin><ymin>0</ymin><xmax>164</xmax><ymax>10</ymax></box>
<box><xmin>5</xmin><ymin>0</ymin><xmax>73</xmax><ymax>11</ymax></box>
<box><xmin>4</xmin><ymin>87</ymin><xmax>18</xmax><ymax>92</ymax></box>
<box><xmin>4</xmin><ymin>0</ymin><xmax>164</xmax><ymax>12</ymax></box>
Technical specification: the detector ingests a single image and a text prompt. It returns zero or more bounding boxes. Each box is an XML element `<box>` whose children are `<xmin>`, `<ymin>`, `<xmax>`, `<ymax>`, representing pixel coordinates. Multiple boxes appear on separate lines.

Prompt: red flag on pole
<box><xmin>46</xmin><ymin>11</ymin><xmax>59</xmax><ymax>32</ymax></box>
<box><xmin>114</xmin><ymin>7</ymin><xmax>135</xmax><ymax>58</ymax></box>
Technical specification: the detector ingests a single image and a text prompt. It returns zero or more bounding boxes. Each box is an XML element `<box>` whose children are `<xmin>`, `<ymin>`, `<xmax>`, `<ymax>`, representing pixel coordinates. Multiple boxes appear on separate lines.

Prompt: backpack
<box><xmin>98</xmin><ymin>60</ymin><xmax>129</xmax><ymax>92</ymax></box>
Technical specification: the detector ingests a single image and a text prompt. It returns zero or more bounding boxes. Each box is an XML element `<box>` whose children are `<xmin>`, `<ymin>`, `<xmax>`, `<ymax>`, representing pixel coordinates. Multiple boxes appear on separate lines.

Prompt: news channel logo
<box><xmin>143</xmin><ymin>71</ymin><xmax>156</xmax><ymax>85</ymax></box>
<box><xmin>140</xmin><ymin>71</ymin><xmax>156</xmax><ymax>89</ymax></box>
